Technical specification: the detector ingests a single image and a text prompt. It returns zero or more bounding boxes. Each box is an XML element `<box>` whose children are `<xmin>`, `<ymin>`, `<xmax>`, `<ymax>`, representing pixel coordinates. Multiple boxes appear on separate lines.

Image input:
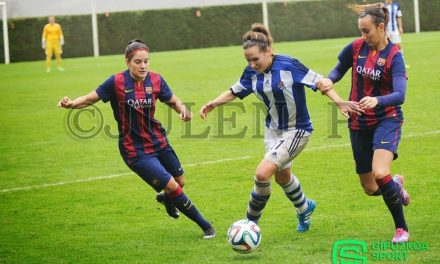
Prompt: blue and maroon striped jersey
<box><xmin>338</xmin><ymin>39</ymin><xmax>407</xmax><ymax>130</ymax></box>
<box><xmin>96</xmin><ymin>70</ymin><xmax>173</xmax><ymax>158</ymax></box>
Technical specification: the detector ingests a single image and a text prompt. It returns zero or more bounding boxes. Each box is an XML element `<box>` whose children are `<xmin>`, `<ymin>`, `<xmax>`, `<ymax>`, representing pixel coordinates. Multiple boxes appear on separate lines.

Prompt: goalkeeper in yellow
<box><xmin>42</xmin><ymin>16</ymin><xmax>64</xmax><ymax>72</ymax></box>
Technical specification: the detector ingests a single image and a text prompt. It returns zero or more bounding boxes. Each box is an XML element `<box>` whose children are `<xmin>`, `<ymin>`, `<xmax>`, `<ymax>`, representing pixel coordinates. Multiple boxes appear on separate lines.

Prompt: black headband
<box><xmin>243</xmin><ymin>39</ymin><xmax>268</xmax><ymax>45</ymax></box>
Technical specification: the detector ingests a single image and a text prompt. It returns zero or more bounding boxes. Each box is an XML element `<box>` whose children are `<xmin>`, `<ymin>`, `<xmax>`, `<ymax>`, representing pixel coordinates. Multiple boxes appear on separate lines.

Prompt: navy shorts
<box><xmin>123</xmin><ymin>145</ymin><xmax>184</xmax><ymax>192</ymax></box>
<box><xmin>349</xmin><ymin>117</ymin><xmax>403</xmax><ymax>174</ymax></box>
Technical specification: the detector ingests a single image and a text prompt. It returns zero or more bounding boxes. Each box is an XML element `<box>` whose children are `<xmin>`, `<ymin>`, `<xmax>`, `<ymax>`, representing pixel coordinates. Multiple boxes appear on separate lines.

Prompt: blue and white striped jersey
<box><xmin>230</xmin><ymin>55</ymin><xmax>322</xmax><ymax>132</ymax></box>
<box><xmin>385</xmin><ymin>1</ymin><xmax>402</xmax><ymax>33</ymax></box>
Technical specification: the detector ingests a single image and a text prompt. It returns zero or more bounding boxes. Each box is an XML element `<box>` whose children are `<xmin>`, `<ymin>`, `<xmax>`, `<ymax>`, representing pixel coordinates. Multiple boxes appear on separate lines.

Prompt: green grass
<box><xmin>1</xmin><ymin>32</ymin><xmax>440</xmax><ymax>263</ymax></box>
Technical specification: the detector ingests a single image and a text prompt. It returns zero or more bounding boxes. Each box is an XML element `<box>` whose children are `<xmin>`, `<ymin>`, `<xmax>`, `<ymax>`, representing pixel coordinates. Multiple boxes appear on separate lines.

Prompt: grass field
<box><xmin>1</xmin><ymin>32</ymin><xmax>439</xmax><ymax>263</ymax></box>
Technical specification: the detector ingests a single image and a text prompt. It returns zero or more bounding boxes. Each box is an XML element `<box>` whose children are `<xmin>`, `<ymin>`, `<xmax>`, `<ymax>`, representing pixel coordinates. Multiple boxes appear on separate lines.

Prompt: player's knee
<box><xmin>373</xmin><ymin>169</ymin><xmax>390</xmax><ymax>180</ymax></box>
<box><xmin>175</xmin><ymin>176</ymin><xmax>185</xmax><ymax>188</ymax></box>
<box><xmin>254</xmin><ymin>172</ymin><xmax>270</xmax><ymax>182</ymax></box>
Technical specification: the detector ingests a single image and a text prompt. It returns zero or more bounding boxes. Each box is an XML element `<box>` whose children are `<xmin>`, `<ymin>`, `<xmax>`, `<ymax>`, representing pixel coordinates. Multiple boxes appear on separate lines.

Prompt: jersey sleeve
<box><xmin>58</xmin><ymin>24</ymin><xmax>64</xmax><ymax>39</ymax></box>
<box><xmin>391</xmin><ymin>52</ymin><xmax>407</xmax><ymax>79</ymax></box>
<box><xmin>289</xmin><ymin>58</ymin><xmax>322</xmax><ymax>91</ymax></box>
<box><xmin>95</xmin><ymin>76</ymin><xmax>115</xmax><ymax>103</ymax></box>
<box><xmin>338</xmin><ymin>42</ymin><xmax>354</xmax><ymax>70</ymax></box>
<box><xmin>230</xmin><ymin>67</ymin><xmax>254</xmax><ymax>100</ymax></box>
<box><xmin>397</xmin><ymin>3</ymin><xmax>403</xmax><ymax>17</ymax></box>
<box><xmin>157</xmin><ymin>76</ymin><xmax>173</xmax><ymax>102</ymax></box>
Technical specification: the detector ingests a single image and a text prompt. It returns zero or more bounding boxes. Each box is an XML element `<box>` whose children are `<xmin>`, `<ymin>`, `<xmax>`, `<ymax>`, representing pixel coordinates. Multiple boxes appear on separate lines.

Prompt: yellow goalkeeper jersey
<box><xmin>42</xmin><ymin>23</ymin><xmax>64</xmax><ymax>41</ymax></box>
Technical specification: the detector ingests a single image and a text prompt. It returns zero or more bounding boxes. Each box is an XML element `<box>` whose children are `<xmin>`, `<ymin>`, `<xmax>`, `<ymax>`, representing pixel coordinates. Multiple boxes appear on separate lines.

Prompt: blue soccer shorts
<box><xmin>123</xmin><ymin>145</ymin><xmax>184</xmax><ymax>192</ymax></box>
<box><xmin>349</xmin><ymin>117</ymin><xmax>403</xmax><ymax>174</ymax></box>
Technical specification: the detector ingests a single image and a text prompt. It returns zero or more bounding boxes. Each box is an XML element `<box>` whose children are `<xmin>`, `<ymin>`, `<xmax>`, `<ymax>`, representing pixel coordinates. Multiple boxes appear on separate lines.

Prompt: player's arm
<box><xmin>165</xmin><ymin>94</ymin><xmax>192</xmax><ymax>122</ymax></box>
<box><xmin>397</xmin><ymin>17</ymin><xmax>403</xmax><ymax>35</ymax></box>
<box><xmin>57</xmin><ymin>91</ymin><xmax>100</xmax><ymax>109</ymax></box>
<box><xmin>42</xmin><ymin>25</ymin><xmax>47</xmax><ymax>49</ymax></box>
<box><xmin>59</xmin><ymin>24</ymin><xmax>65</xmax><ymax>45</ymax></box>
<box><xmin>199</xmin><ymin>90</ymin><xmax>237</xmax><ymax>120</ymax></box>
<box><xmin>320</xmin><ymin>84</ymin><xmax>364</xmax><ymax>117</ymax></box>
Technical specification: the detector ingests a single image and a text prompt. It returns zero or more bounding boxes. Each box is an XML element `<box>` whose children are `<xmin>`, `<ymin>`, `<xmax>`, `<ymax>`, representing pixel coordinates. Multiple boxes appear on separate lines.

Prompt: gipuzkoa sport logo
<box><xmin>332</xmin><ymin>239</ymin><xmax>429</xmax><ymax>263</ymax></box>
<box><xmin>332</xmin><ymin>240</ymin><xmax>368</xmax><ymax>263</ymax></box>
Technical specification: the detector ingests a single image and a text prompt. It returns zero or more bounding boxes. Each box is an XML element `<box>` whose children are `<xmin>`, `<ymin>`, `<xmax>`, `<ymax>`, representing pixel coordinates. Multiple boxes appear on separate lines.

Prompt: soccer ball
<box><xmin>227</xmin><ymin>219</ymin><xmax>261</xmax><ymax>254</ymax></box>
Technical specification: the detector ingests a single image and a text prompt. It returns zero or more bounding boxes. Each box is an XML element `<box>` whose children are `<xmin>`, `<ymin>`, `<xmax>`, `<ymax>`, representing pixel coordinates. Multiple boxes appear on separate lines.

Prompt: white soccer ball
<box><xmin>227</xmin><ymin>219</ymin><xmax>261</xmax><ymax>254</ymax></box>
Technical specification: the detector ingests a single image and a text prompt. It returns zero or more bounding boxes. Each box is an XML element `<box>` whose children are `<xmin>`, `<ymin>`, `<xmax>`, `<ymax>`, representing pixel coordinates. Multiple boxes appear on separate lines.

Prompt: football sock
<box><xmin>377</xmin><ymin>175</ymin><xmax>408</xmax><ymax>231</ymax></box>
<box><xmin>372</xmin><ymin>188</ymin><xmax>382</xmax><ymax>196</ymax></box>
<box><xmin>168</xmin><ymin>186</ymin><xmax>211</xmax><ymax>231</ymax></box>
<box><xmin>246</xmin><ymin>177</ymin><xmax>271</xmax><ymax>223</ymax></box>
<box><xmin>281</xmin><ymin>174</ymin><xmax>308</xmax><ymax>214</ymax></box>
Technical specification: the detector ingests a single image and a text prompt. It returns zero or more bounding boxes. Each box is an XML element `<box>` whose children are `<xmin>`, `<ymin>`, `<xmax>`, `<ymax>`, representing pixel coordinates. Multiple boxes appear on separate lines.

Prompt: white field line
<box><xmin>1</xmin><ymin>130</ymin><xmax>439</xmax><ymax>193</ymax></box>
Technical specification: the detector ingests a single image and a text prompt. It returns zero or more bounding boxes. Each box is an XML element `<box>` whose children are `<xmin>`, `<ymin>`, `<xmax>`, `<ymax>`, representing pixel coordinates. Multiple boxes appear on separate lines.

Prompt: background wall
<box><xmin>0</xmin><ymin>0</ymin><xmax>438</xmax><ymax>62</ymax></box>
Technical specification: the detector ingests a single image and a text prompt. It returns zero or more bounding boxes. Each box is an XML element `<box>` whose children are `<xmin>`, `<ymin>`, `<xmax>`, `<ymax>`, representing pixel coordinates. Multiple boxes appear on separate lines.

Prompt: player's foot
<box><xmin>297</xmin><ymin>199</ymin><xmax>316</xmax><ymax>232</ymax></box>
<box><xmin>156</xmin><ymin>192</ymin><xmax>179</xmax><ymax>219</ymax></box>
<box><xmin>393</xmin><ymin>174</ymin><xmax>410</xmax><ymax>206</ymax></box>
<box><xmin>405</xmin><ymin>64</ymin><xmax>411</xmax><ymax>69</ymax></box>
<box><xmin>57</xmin><ymin>67</ymin><xmax>65</xmax><ymax>71</ymax></box>
<box><xmin>203</xmin><ymin>226</ymin><xmax>216</xmax><ymax>239</ymax></box>
<box><xmin>392</xmin><ymin>228</ymin><xmax>410</xmax><ymax>243</ymax></box>
<box><xmin>46</xmin><ymin>68</ymin><xmax>51</xmax><ymax>73</ymax></box>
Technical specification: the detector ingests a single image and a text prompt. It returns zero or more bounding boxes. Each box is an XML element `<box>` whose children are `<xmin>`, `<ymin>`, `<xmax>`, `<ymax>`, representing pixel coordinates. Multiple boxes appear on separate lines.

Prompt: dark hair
<box><xmin>347</xmin><ymin>3</ymin><xmax>390</xmax><ymax>27</ymax></box>
<box><xmin>125</xmin><ymin>39</ymin><xmax>149</xmax><ymax>60</ymax></box>
<box><xmin>242</xmin><ymin>23</ymin><xmax>273</xmax><ymax>51</ymax></box>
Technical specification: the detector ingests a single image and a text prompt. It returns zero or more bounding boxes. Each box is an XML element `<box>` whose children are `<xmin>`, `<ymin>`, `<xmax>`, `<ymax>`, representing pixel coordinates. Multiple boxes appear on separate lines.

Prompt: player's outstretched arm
<box><xmin>199</xmin><ymin>90</ymin><xmax>237</xmax><ymax>120</ymax></box>
<box><xmin>57</xmin><ymin>91</ymin><xmax>100</xmax><ymax>109</ymax></box>
<box><xmin>165</xmin><ymin>95</ymin><xmax>192</xmax><ymax>122</ymax></box>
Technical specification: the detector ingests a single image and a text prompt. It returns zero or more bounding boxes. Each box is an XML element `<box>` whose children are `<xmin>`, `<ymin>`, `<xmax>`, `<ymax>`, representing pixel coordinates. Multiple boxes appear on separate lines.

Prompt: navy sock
<box><xmin>169</xmin><ymin>186</ymin><xmax>211</xmax><ymax>231</ymax></box>
<box><xmin>377</xmin><ymin>175</ymin><xmax>408</xmax><ymax>231</ymax></box>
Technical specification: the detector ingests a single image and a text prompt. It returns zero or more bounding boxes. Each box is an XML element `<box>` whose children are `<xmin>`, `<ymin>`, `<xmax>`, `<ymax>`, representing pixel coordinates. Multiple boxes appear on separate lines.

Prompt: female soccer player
<box><xmin>58</xmin><ymin>39</ymin><xmax>215</xmax><ymax>239</ymax></box>
<box><xmin>42</xmin><ymin>16</ymin><xmax>65</xmax><ymax>72</ymax></box>
<box><xmin>317</xmin><ymin>3</ymin><xmax>410</xmax><ymax>243</ymax></box>
<box><xmin>199</xmin><ymin>24</ymin><xmax>360</xmax><ymax>232</ymax></box>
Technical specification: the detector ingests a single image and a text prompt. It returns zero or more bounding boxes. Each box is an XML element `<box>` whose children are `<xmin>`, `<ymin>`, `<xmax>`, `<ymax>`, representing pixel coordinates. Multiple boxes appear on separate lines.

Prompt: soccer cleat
<box><xmin>46</xmin><ymin>68</ymin><xmax>51</xmax><ymax>73</ymax></box>
<box><xmin>156</xmin><ymin>192</ymin><xmax>179</xmax><ymax>219</ymax></box>
<box><xmin>57</xmin><ymin>67</ymin><xmax>65</xmax><ymax>72</ymax></box>
<box><xmin>392</xmin><ymin>228</ymin><xmax>410</xmax><ymax>243</ymax></box>
<box><xmin>296</xmin><ymin>199</ymin><xmax>316</xmax><ymax>232</ymax></box>
<box><xmin>202</xmin><ymin>226</ymin><xmax>216</xmax><ymax>239</ymax></box>
<box><xmin>393</xmin><ymin>175</ymin><xmax>410</xmax><ymax>206</ymax></box>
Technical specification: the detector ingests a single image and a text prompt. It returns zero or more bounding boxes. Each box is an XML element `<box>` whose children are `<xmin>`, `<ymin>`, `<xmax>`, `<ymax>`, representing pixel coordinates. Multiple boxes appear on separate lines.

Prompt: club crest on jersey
<box><xmin>377</xmin><ymin>58</ymin><xmax>386</xmax><ymax>66</ymax></box>
<box><xmin>145</xmin><ymin>86</ymin><xmax>153</xmax><ymax>94</ymax></box>
<box><xmin>278</xmin><ymin>81</ymin><xmax>286</xmax><ymax>90</ymax></box>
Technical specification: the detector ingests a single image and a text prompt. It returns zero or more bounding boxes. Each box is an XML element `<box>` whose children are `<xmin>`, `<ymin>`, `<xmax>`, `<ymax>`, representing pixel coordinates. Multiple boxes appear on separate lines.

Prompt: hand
<box><xmin>316</xmin><ymin>77</ymin><xmax>333</xmax><ymax>94</ymax></box>
<box><xmin>199</xmin><ymin>102</ymin><xmax>215</xmax><ymax>120</ymax></box>
<box><xmin>336</xmin><ymin>101</ymin><xmax>365</xmax><ymax>118</ymax></box>
<box><xmin>359</xmin><ymin>96</ymin><xmax>378</xmax><ymax>110</ymax></box>
<box><xmin>57</xmin><ymin>96</ymin><xmax>73</xmax><ymax>109</ymax></box>
<box><xmin>179</xmin><ymin>106</ymin><xmax>193</xmax><ymax>122</ymax></box>
<box><xmin>60</xmin><ymin>38</ymin><xmax>65</xmax><ymax>46</ymax></box>
<box><xmin>399</xmin><ymin>29</ymin><xmax>403</xmax><ymax>35</ymax></box>
<box><xmin>42</xmin><ymin>41</ymin><xmax>46</xmax><ymax>50</ymax></box>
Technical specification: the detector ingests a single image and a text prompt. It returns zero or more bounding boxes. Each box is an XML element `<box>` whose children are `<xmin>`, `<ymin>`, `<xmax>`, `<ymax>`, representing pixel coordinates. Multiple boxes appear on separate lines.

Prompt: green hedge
<box><xmin>0</xmin><ymin>0</ymin><xmax>438</xmax><ymax>63</ymax></box>
<box><xmin>269</xmin><ymin>0</ymin><xmax>415</xmax><ymax>42</ymax></box>
<box><xmin>97</xmin><ymin>4</ymin><xmax>262</xmax><ymax>55</ymax></box>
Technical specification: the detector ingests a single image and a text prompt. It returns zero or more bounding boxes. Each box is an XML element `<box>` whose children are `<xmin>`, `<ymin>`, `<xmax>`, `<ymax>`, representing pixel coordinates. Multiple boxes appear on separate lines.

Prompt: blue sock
<box><xmin>169</xmin><ymin>187</ymin><xmax>211</xmax><ymax>231</ymax></box>
<box><xmin>246</xmin><ymin>177</ymin><xmax>271</xmax><ymax>223</ymax></box>
<box><xmin>377</xmin><ymin>175</ymin><xmax>408</xmax><ymax>231</ymax></box>
<box><xmin>282</xmin><ymin>174</ymin><xmax>308</xmax><ymax>213</ymax></box>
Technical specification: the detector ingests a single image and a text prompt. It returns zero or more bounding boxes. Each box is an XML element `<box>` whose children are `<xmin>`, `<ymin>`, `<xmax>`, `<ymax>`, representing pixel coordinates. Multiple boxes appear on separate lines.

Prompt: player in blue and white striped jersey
<box><xmin>384</xmin><ymin>0</ymin><xmax>405</xmax><ymax>55</ymax></box>
<box><xmin>200</xmin><ymin>23</ymin><xmax>361</xmax><ymax>233</ymax></box>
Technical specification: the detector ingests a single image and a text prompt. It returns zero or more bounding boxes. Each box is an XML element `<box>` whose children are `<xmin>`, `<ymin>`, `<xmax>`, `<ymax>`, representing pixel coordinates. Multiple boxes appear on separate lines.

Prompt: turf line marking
<box><xmin>0</xmin><ymin>156</ymin><xmax>252</xmax><ymax>193</ymax></box>
<box><xmin>1</xmin><ymin>130</ymin><xmax>439</xmax><ymax>193</ymax></box>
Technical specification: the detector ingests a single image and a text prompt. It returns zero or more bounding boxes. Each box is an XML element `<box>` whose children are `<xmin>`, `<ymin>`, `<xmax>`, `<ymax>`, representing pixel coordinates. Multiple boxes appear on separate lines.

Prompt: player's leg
<box><xmin>156</xmin><ymin>146</ymin><xmax>184</xmax><ymax>218</ymax></box>
<box><xmin>45</xmin><ymin>44</ymin><xmax>53</xmax><ymax>72</ymax></box>
<box><xmin>125</xmin><ymin>154</ymin><xmax>214</xmax><ymax>238</ymax></box>
<box><xmin>276</xmin><ymin>169</ymin><xmax>316</xmax><ymax>232</ymax></box>
<box><xmin>246</xmin><ymin>159</ymin><xmax>276</xmax><ymax>224</ymax></box>
<box><xmin>54</xmin><ymin>43</ymin><xmax>64</xmax><ymax>71</ymax></box>
<box><xmin>373</xmin><ymin>150</ymin><xmax>409</xmax><ymax>242</ymax></box>
<box><xmin>163</xmin><ymin>179</ymin><xmax>215</xmax><ymax>239</ymax></box>
<box><xmin>372</xmin><ymin>118</ymin><xmax>409</xmax><ymax>242</ymax></box>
